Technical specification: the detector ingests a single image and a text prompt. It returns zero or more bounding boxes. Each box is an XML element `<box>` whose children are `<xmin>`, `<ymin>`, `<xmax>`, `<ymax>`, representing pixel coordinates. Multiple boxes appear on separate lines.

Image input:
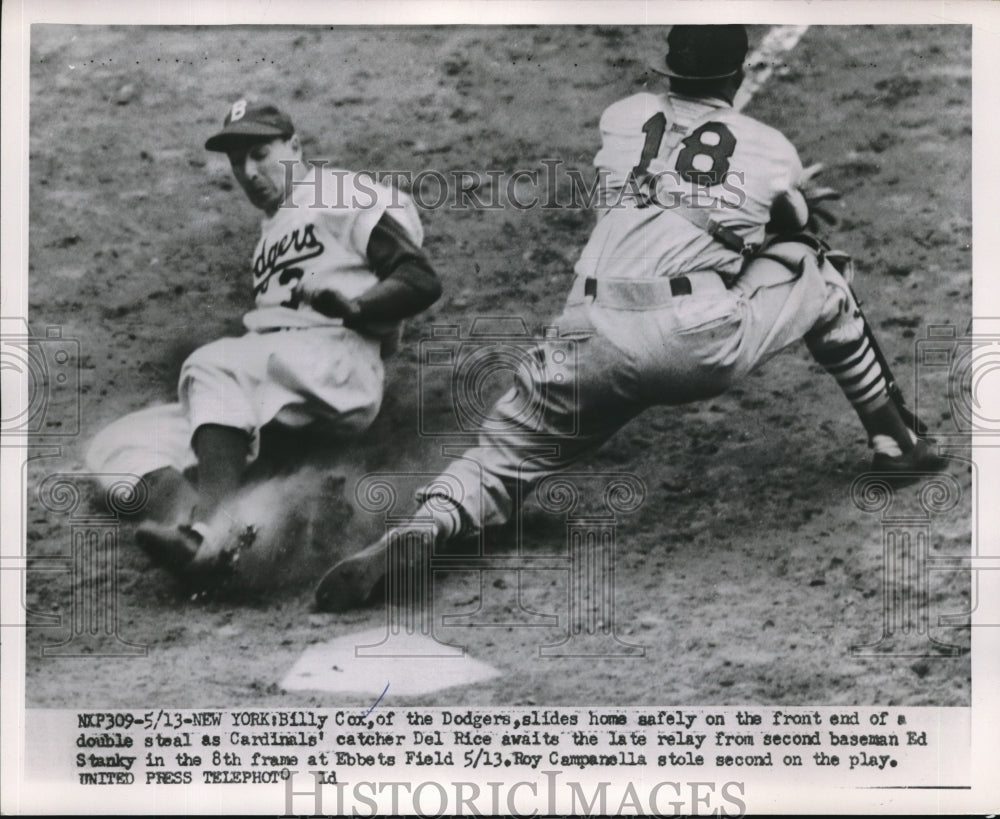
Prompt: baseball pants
<box><xmin>86</xmin><ymin>326</ymin><xmax>384</xmax><ymax>488</ymax></box>
<box><xmin>419</xmin><ymin>241</ymin><xmax>865</xmax><ymax>531</ymax></box>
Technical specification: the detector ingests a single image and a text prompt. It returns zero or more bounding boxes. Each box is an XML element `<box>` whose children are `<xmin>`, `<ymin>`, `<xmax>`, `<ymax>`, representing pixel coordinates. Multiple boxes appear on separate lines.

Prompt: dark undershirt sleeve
<box><xmin>353</xmin><ymin>212</ymin><xmax>442</xmax><ymax>321</ymax></box>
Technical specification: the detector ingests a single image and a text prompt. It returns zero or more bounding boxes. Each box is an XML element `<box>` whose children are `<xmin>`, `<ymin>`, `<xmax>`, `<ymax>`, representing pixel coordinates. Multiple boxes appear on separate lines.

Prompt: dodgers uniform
<box><xmin>87</xmin><ymin>167</ymin><xmax>424</xmax><ymax>486</ymax></box>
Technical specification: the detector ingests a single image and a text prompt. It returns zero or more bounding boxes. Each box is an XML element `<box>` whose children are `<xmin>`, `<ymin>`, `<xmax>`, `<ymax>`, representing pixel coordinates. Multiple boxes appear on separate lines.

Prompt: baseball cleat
<box><xmin>315</xmin><ymin>533</ymin><xmax>393</xmax><ymax>612</ymax></box>
<box><xmin>870</xmin><ymin>439</ymin><xmax>949</xmax><ymax>486</ymax></box>
<box><xmin>135</xmin><ymin>522</ymin><xmax>201</xmax><ymax>572</ymax></box>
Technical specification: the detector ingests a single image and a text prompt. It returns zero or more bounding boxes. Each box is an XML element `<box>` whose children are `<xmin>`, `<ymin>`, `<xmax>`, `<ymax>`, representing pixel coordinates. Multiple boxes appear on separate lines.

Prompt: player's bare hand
<box><xmin>294</xmin><ymin>284</ymin><xmax>362</xmax><ymax>321</ymax></box>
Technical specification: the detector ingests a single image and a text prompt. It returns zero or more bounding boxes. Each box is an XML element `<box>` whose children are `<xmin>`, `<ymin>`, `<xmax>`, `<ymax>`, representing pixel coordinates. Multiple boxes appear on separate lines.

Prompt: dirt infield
<box><xmin>24</xmin><ymin>24</ymin><xmax>971</xmax><ymax>707</ymax></box>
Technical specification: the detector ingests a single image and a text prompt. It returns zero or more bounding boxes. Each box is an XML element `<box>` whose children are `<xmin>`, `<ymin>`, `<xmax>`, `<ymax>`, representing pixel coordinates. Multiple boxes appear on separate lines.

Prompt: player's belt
<box><xmin>254</xmin><ymin>322</ymin><xmax>346</xmax><ymax>334</ymax></box>
<box><xmin>570</xmin><ymin>272</ymin><xmax>727</xmax><ymax>308</ymax></box>
<box><xmin>584</xmin><ymin>276</ymin><xmax>688</xmax><ymax>298</ymax></box>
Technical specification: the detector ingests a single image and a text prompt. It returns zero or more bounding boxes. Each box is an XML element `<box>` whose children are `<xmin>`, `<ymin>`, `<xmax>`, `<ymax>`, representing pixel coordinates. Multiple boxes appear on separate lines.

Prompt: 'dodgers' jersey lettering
<box><xmin>244</xmin><ymin>167</ymin><xmax>423</xmax><ymax>331</ymax></box>
<box><xmin>252</xmin><ymin>224</ymin><xmax>324</xmax><ymax>299</ymax></box>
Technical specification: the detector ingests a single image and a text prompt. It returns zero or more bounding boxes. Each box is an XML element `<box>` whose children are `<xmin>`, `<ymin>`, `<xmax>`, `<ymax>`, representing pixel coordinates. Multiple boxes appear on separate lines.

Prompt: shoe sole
<box><xmin>868</xmin><ymin>469</ymin><xmax>946</xmax><ymax>489</ymax></box>
<box><xmin>315</xmin><ymin>538</ymin><xmax>389</xmax><ymax>612</ymax></box>
<box><xmin>869</xmin><ymin>444</ymin><xmax>950</xmax><ymax>488</ymax></box>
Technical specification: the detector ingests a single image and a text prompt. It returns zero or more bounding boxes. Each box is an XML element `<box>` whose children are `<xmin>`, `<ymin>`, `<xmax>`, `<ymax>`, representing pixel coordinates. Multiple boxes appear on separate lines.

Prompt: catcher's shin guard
<box><xmin>808</xmin><ymin>331</ymin><xmax>947</xmax><ymax>482</ymax></box>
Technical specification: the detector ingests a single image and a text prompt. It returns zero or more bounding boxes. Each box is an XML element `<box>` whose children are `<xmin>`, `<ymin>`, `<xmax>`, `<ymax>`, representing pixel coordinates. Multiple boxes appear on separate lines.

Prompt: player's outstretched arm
<box><xmin>296</xmin><ymin>212</ymin><xmax>442</xmax><ymax>323</ymax></box>
<box><xmin>359</xmin><ymin>211</ymin><xmax>443</xmax><ymax>318</ymax></box>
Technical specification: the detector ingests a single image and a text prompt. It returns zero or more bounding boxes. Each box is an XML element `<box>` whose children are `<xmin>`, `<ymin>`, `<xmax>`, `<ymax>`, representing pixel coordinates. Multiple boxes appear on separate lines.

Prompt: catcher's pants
<box><xmin>420</xmin><ymin>241</ymin><xmax>864</xmax><ymax>531</ymax></box>
<box><xmin>86</xmin><ymin>326</ymin><xmax>384</xmax><ymax>488</ymax></box>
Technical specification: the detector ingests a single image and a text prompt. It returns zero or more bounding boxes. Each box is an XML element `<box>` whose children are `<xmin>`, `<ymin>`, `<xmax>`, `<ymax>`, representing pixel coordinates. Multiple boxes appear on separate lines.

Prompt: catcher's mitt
<box><xmin>798</xmin><ymin>162</ymin><xmax>841</xmax><ymax>231</ymax></box>
<box><xmin>768</xmin><ymin>162</ymin><xmax>841</xmax><ymax>235</ymax></box>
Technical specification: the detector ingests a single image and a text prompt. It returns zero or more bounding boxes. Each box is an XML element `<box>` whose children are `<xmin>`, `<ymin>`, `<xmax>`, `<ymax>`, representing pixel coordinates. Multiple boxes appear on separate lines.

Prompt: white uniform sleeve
<box><xmin>767</xmin><ymin>132</ymin><xmax>809</xmax><ymax>230</ymax></box>
<box><xmin>709</xmin><ymin>113</ymin><xmax>807</xmax><ymax>230</ymax></box>
<box><xmin>773</xmin><ymin>133</ymin><xmax>805</xmax><ymax>200</ymax></box>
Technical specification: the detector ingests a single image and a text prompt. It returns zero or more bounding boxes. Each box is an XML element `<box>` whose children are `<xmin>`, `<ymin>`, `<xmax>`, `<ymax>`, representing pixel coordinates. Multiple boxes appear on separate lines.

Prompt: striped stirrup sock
<box><xmin>810</xmin><ymin>335</ymin><xmax>889</xmax><ymax>416</ymax></box>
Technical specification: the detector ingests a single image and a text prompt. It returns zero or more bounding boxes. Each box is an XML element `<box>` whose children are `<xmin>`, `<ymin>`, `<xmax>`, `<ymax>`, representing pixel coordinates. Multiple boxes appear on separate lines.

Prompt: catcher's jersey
<box><xmin>576</xmin><ymin>92</ymin><xmax>803</xmax><ymax>280</ymax></box>
<box><xmin>243</xmin><ymin>166</ymin><xmax>423</xmax><ymax>331</ymax></box>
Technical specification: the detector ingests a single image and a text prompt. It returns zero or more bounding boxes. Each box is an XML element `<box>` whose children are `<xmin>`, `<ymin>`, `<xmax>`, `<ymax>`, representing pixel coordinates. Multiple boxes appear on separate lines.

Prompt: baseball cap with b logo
<box><xmin>204</xmin><ymin>99</ymin><xmax>296</xmax><ymax>152</ymax></box>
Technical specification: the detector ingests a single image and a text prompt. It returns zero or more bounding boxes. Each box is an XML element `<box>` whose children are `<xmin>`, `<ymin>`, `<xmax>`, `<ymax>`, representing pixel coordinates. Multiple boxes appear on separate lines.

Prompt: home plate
<box><xmin>280</xmin><ymin>628</ymin><xmax>503</xmax><ymax>696</ymax></box>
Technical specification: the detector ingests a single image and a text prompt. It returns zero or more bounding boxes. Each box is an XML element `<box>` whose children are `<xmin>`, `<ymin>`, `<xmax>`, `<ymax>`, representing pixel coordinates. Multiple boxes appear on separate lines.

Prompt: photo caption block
<box><xmin>23</xmin><ymin>706</ymin><xmax>970</xmax><ymax>814</ymax></box>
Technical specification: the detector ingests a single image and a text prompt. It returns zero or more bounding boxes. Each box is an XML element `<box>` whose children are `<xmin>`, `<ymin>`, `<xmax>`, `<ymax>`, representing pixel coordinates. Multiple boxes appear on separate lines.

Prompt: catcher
<box><xmin>315</xmin><ymin>25</ymin><xmax>948</xmax><ymax>611</ymax></box>
<box><xmin>86</xmin><ymin>99</ymin><xmax>441</xmax><ymax>576</ymax></box>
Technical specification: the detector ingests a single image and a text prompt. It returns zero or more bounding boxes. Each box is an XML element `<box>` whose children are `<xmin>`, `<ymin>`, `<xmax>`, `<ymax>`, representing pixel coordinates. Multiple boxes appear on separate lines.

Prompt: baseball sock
<box><xmin>191</xmin><ymin>423</ymin><xmax>251</xmax><ymax>521</ymax></box>
<box><xmin>405</xmin><ymin>496</ymin><xmax>466</xmax><ymax>543</ymax></box>
<box><xmin>809</xmin><ymin>335</ymin><xmax>915</xmax><ymax>455</ymax></box>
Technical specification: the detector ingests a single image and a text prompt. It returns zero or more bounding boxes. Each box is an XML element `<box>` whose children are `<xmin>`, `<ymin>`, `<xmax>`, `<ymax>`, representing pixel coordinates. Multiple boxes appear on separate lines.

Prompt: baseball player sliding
<box><xmin>315</xmin><ymin>25</ymin><xmax>947</xmax><ymax>611</ymax></box>
<box><xmin>87</xmin><ymin>100</ymin><xmax>441</xmax><ymax>576</ymax></box>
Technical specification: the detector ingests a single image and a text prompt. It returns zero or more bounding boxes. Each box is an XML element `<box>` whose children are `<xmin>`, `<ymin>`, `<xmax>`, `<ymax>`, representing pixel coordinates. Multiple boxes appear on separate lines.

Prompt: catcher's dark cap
<box><xmin>205</xmin><ymin>99</ymin><xmax>295</xmax><ymax>152</ymax></box>
<box><xmin>654</xmin><ymin>25</ymin><xmax>749</xmax><ymax>80</ymax></box>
